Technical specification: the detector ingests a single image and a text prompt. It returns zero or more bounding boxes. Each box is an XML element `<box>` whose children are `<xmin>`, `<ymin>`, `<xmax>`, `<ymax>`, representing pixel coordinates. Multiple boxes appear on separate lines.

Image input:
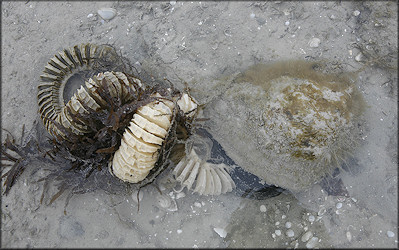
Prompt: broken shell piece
<box><xmin>355</xmin><ymin>52</ymin><xmax>363</xmax><ymax>62</ymax></box>
<box><xmin>157</xmin><ymin>194</ymin><xmax>171</xmax><ymax>207</ymax></box>
<box><xmin>97</xmin><ymin>7</ymin><xmax>117</xmax><ymax>20</ymax></box>
<box><xmin>131</xmin><ymin>189</ymin><xmax>144</xmax><ymax>203</ymax></box>
<box><xmin>213</xmin><ymin>227</ymin><xmax>227</xmax><ymax>238</ymax></box>
<box><xmin>308</xmin><ymin>38</ymin><xmax>321</xmax><ymax>48</ymax></box>
<box><xmin>173</xmin><ymin>147</ymin><xmax>235</xmax><ymax>195</ymax></box>
<box><xmin>175</xmin><ymin>192</ymin><xmax>186</xmax><ymax>199</ymax></box>
<box><xmin>306</xmin><ymin>236</ymin><xmax>319</xmax><ymax>248</ymax></box>
<box><xmin>176</xmin><ymin>92</ymin><xmax>198</xmax><ymax>117</ymax></box>
<box><xmin>301</xmin><ymin>231</ymin><xmax>313</xmax><ymax>242</ymax></box>
<box><xmin>286</xmin><ymin>229</ymin><xmax>295</xmax><ymax>237</ymax></box>
<box><xmin>156</xmin><ymin>194</ymin><xmax>178</xmax><ymax>212</ymax></box>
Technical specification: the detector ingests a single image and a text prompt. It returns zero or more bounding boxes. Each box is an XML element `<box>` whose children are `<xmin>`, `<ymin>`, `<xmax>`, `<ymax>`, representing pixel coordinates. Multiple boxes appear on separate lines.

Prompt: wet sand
<box><xmin>1</xmin><ymin>1</ymin><xmax>397</xmax><ymax>248</ymax></box>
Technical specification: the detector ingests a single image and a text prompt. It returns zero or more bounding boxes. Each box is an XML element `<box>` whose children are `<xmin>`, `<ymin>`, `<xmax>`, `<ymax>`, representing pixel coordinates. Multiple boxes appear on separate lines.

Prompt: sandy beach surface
<box><xmin>1</xmin><ymin>1</ymin><xmax>397</xmax><ymax>248</ymax></box>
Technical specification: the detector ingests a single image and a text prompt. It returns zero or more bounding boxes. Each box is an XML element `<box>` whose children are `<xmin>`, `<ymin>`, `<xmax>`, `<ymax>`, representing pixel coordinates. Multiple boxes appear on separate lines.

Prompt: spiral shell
<box><xmin>173</xmin><ymin>148</ymin><xmax>235</xmax><ymax>195</ymax></box>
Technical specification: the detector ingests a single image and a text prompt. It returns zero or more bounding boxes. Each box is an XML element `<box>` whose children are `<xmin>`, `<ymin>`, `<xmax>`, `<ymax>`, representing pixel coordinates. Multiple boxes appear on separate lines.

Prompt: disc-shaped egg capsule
<box><xmin>38</xmin><ymin>44</ymin><xmax>113</xmax><ymax>127</ymax></box>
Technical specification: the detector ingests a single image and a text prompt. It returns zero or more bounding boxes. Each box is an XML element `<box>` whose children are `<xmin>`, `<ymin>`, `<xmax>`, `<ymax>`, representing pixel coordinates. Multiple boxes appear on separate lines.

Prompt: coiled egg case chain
<box><xmin>110</xmin><ymin>97</ymin><xmax>174</xmax><ymax>183</ymax></box>
<box><xmin>173</xmin><ymin>148</ymin><xmax>236</xmax><ymax>195</ymax></box>
<box><xmin>37</xmin><ymin>43</ymin><xmax>202</xmax><ymax>186</ymax></box>
<box><xmin>37</xmin><ymin>43</ymin><xmax>137</xmax><ymax>139</ymax></box>
<box><xmin>110</xmin><ymin>92</ymin><xmax>199</xmax><ymax>184</ymax></box>
<box><xmin>44</xmin><ymin>71</ymin><xmax>143</xmax><ymax>139</ymax></box>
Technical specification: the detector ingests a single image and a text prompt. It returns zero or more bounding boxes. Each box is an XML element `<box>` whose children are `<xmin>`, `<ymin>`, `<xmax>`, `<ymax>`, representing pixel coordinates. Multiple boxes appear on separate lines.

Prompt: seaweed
<box><xmin>1</xmin><ymin>125</ymin><xmax>35</xmax><ymax>195</ymax></box>
<box><xmin>1</xmin><ymin>122</ymin><xmax>59</xmax><ymax>195</ymax></box>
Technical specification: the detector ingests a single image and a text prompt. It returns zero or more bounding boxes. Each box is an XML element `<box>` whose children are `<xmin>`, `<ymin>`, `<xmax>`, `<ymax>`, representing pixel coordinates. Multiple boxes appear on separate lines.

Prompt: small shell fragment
<box><xmin>308</xmin><ymin>38</ymin><xmax>321</xmax><ymax>48</ymax></box>
<box><xmin>213</xmin><ymin>227</ymin><xmax>227</xmax><ymax>238</ymax></box>
<box><xmin>260</xmin><ymin>205</ymin><xmax>267</xmax><ymax>212</ymax></box>
<box><xmin>157</xmin><ymin>194</ymin><xmax>171</xmax><ymax>208</ymax></box>
<box><xmin>175</xmin><ymin>192</ymin><xmax>186</xmax><ymax>199</ymax></box>
<box><xmin>156</xmin><ymin>194</ymin><xmax>178</xmax><ymax>212</ymax></box>
<box><xmin>286</xmin><ymin>229</ymin><xmax>295</xmax><ymax>237</ymax></box>
<box><xmin>306</xmin><ymin>237</ymin><xmax>319</xmax><ymax>249</ymax></box>
<box><xmin>131</xmin><ymin>189</ymin><xmax>144</xmax><ymax>203</ymax></box>
<box><xmin>355</xmin><ymin>52</ymin><xmax>363</xmax><ymax>62</ymax></box>
<box><xmin>301</xmin><ymin>231</ymin><xmax>313</xmax><ymax>242</ymax></box>
<box><xmin>317</xmin><ymin>207</ymin><xmax>326</xmax><ymax>216</ymax></box>
<box><xmin>97</xmin><ymin>7</ymin><xmax>117</xmax><ymax>20</ymax></box>
<box><xmin>387</xmin><ymin>230</ymin><xmax>395</xmax><ymax>238</ymax></box>
<box><xmin>346</xmin><ymin>231</ymin><xmax>352</xmax><ymax>242</ymax></box>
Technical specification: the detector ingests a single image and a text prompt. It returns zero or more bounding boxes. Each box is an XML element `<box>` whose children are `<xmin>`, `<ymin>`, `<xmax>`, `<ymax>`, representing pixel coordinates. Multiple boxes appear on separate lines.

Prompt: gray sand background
<box><xmin>1</xmin><ymin>1</ymin><xmax>397</xmax><ymax>248</ymax></box>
